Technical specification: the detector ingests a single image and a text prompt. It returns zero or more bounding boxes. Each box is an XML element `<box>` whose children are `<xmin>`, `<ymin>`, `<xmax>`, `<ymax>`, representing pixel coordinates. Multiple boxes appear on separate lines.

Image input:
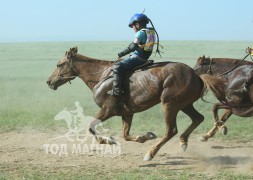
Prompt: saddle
<box><xmin>133</xmin><ymin>60</ymin><xmax>154</xmax><ymax>71</ymax></box>
<box><xmin>97</xmin><ymin>60</ymin><xmax>155</xmax><ymax>97</ymax></box>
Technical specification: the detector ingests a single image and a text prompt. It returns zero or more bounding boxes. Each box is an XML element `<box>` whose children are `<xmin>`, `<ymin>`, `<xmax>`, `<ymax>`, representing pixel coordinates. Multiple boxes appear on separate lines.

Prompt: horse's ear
<box><xmin>198</xmin><ymin>55</ymin><xmax>205</xmax><ymax>63</ymax></box>
<box><xmin>66</xmin><ymin>46</ymin><xmax>78</xmax><ymax>58</ymax></box>
<box><xmin>197</xmin><ymin>56</ymin><xmax>201</xmax><ymax>62</ymax></box>
<box><xmin>74</xmin><ymin>46</ymin><xmax>78</xmax><ymax>53</ymax></box>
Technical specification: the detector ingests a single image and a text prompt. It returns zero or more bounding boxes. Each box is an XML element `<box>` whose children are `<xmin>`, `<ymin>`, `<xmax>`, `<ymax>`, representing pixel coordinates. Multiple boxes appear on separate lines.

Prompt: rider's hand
<box><xmin>246</xmin><ymin>47</ymin><xmax>253</xmax><ymax>55</ymax></box>
<box><xmin>250</xmin><ymin>47</ymin><xmax>253</xmax><ymax>55</ymax></box>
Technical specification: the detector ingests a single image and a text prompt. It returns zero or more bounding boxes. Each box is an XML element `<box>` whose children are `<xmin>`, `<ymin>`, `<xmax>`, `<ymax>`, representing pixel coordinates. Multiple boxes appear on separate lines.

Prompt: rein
<box><xmin>206</xmin><ymin>53</ymin><xmax>251</xmax><ymax>77</ymax></box>
<box><xmin>220</xmin><ymin>54</ymin><xmax>249</xmax><ymax>76</ymax></box>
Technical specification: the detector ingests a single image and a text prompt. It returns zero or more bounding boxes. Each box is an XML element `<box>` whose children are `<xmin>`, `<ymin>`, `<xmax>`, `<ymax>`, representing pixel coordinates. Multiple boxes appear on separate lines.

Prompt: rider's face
<box><xmin>132</xmin><ymin>23</ymin><xmax>140</xmax><ymax>33</ymax></box>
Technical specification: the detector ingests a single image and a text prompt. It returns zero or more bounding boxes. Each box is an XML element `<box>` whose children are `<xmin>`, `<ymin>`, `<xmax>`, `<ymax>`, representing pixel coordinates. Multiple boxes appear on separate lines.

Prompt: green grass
<box><xmin>0</xmin><ymin>41</ymin><xmax>253</xmax><ymax>179</ymax></box>
<box><xmin>0</xmin><ymin>41</ymin><xmax>252</xmax><ymax>139</ymax></box>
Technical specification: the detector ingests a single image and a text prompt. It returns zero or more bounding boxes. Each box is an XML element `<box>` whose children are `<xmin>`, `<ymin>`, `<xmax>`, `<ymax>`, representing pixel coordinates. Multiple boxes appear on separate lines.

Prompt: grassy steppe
<box><xmin>0</xmin><ymin>41</ymin><xmax>252</xmax><ymax>139</ymax></box>
<box><xmin>0</xmin><ymin>41</ymin><xmax>252</xmax><ymax>179</ymax></box>
<box><xmin>0</xmin><ymin>41</ymin><xmax>252</xmax><ymax>140</ymax></box>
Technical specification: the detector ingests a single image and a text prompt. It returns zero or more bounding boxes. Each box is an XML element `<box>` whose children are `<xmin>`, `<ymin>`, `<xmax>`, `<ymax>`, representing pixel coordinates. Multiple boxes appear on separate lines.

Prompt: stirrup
<box><xmin>107</xmin><ymin>89</ymin><xmax>122</xmax><ymax>96</ymax></box>
<box><xmin>235</xmin><ymin>86</ymin><xmax>248</xmax><ymax>93</ymax></box>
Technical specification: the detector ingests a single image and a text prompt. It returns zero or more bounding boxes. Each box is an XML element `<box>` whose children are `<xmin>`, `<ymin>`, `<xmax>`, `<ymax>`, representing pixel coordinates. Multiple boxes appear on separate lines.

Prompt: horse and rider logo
<box><xmin>52</xmin><ymin>101</ymin><xmax>109</xmax><ymax>143</ymax></box>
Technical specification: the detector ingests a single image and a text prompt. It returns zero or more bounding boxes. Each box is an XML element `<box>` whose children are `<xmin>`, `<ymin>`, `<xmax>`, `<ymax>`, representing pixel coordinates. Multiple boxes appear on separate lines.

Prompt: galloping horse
<box><xmin>47</xmin><ymin>47</ymin><xmax>226</xmax><ymax>161</ymax></box>
<box><xmin>194</xmin><ymin>56</ymin><xmax>253</xmax><ymax>141</ymax></box>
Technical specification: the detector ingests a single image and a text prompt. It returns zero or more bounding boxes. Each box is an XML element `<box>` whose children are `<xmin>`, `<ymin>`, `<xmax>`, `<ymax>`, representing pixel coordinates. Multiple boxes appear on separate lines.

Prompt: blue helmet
<box><xmin>128</xmin><ymin>13</ymin><xmax>149</xmax><ymax>28</ymax></box>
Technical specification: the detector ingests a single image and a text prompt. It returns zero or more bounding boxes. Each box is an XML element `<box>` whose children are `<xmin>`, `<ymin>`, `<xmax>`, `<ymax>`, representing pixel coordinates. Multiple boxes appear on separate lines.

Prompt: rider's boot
<box><xmin>107</xmin><ymin>72</ymin><xmax>123</xmax><ymax>96</ymax></box>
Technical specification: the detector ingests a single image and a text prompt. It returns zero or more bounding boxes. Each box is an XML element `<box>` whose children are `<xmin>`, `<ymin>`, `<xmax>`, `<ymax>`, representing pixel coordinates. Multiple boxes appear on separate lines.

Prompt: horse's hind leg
<box><xmin>200</xmin><ymin>102</ymin><xmax>232</xmax><ymax>142</ymax></box>
<box><xmin>200</xmin><ymin>109</ymin><xmax>232</xmax><ymax>142</ymax></box>
<box><xmin>217</xmin><ymin>110</ymin><xmax>232</xmax><ymax>135</ymax></box>
<box><xmin>180</xmin><ymin>104</ymin><xmax>204</xmax><ymax>151</ymax></box>
<box><xmin>144</xmin><ymin>102</ymin><xmax>178</xmax><ymax>161</ymax></box>
<box><xmin>122</xmin><ymin>115</ymin><xmax>157</xmax><ymax>143</ymax></box>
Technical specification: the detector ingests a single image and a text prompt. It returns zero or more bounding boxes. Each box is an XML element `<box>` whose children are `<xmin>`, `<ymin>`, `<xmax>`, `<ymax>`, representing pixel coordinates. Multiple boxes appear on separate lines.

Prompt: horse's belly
<box><xmin>128</xmin><ymin>73</ymin><xmax>162</xmax><ymax>108</ymax></box>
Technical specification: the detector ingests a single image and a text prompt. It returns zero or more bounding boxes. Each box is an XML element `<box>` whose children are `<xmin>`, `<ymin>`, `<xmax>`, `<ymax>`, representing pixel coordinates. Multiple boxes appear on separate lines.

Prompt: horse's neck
<box><xmin>212</xmin><ymin>58</ymin><xmax>242</xmax><ymax>73</ymax></box>
<box><xmin>75</xmin><ymin>55</ymin><xmax>113</xmax><ymax>90</ymax></box>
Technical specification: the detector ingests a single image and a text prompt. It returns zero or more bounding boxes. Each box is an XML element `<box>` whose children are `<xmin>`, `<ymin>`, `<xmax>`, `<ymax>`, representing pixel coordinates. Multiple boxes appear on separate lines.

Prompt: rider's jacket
<box><xmin>134</xmin><ymin>28</ymin><xmax>155</xmax><ymax>60</ymax></box>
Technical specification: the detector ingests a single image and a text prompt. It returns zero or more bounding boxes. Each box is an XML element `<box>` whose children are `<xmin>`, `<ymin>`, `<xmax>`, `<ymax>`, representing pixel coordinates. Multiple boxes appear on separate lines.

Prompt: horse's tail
<box><xmin>199</xmin><ymin>74</ymin><xmax>227</xmax><ymax>103</ymax></box>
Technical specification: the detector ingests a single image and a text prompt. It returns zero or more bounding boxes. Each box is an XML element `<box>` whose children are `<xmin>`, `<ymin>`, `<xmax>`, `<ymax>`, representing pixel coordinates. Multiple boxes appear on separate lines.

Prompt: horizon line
<box><xmin>0</xmin><ymin>39</ymin><xmax>252</xmax><ymax>44</ymax></box>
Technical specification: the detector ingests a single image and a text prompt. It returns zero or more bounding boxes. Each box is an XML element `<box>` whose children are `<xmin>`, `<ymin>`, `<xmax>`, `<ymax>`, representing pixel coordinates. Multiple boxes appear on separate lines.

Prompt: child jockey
<box><xmin>108</xmin><ymin>13</ymin><xmax>160</xmax><ymax>96</ymax></box>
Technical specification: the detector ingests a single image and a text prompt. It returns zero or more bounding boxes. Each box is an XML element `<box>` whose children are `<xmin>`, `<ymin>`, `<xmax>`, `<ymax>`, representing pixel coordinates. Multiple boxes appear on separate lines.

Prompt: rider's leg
<box><xmin>108</xmin><ymin>55</ymin><xmax>146</xmax><ymax>96</ymax></box>
<box><xmin>245</xmin><ymin>72</ymin><xmax>253</xmax><ymax>90</ymax></box>
<box><xmin>233</xmin><ymin>71</ymin><xmax>253</xmax><ymax>95</ymax></box>
<box><xmin>107</xmin><ymin>62</ymin><xmax>122</xmax><ymax>96</ymax></box>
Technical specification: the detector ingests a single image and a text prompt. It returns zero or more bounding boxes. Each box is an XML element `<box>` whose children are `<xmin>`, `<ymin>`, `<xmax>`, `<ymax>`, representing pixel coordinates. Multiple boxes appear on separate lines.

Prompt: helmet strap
<box><xmin>133</xmin><ymin>23</ymin><xmax>140</xmax><ymax>31</ymax></box>
<box><xmin>134</xmin><ymin>22</ymin><xmax>146</xmax><ymax>31</ymax></box>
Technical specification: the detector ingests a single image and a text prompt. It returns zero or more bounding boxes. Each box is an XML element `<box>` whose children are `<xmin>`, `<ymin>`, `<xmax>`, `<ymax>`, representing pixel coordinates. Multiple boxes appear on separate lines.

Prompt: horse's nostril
<box><xmin>47</xmin><ymin>80</ymin><xmax>50</xmax><ymax>85</ymax></box>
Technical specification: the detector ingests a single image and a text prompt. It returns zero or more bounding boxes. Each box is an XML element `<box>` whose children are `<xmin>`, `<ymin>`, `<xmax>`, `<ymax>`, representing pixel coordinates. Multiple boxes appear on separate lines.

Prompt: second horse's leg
<box><xmin>200</xmin><ymin>102</ymin><xmax>232</xmax><ymax>142</ymax></box>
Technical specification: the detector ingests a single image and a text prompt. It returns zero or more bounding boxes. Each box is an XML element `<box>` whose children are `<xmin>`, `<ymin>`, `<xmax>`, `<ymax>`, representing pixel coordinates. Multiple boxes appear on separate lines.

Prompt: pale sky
<box><xmin>0</xmin><ymin>0</ymin><xmax>252</xmax><ymax>42</ymax></box>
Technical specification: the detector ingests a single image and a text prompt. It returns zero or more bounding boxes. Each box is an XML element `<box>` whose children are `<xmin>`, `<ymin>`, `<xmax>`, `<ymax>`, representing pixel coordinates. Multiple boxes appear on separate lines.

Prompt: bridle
<box><xmin>197</xmin><ymin>58</ymin><xmax>215</xmax><ymax>75</ymax></box>
<box><xmin>203</xmin><ymin>53</ymin><xmax>252</xmax><ymax>76</ymax></box>
<box><xmin>56</xmin><ymin>56</ymin><xmax>113</xmax><ymax>85</ymax></box>
<box><xmin>56</xmin><ymin>57</ymin><xmax>82</xmax><ymax>84</ymax></box>
<box><xmin>207</xmin><ymin>58</ymin><xmax>214</xmax><ymax>75</ymax></box>
<box><xmin>220</xmin><ymin>53</ymin><xmax>250</xmax><ymax>76</ymax></box>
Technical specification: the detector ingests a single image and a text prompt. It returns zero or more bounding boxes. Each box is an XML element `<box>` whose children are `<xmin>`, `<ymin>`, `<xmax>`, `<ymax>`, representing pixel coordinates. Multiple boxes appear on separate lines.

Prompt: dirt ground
<box><xmin>0</xmin><ymin>130</ymin><xmax>253</xmax><ymax>178</ymax></box>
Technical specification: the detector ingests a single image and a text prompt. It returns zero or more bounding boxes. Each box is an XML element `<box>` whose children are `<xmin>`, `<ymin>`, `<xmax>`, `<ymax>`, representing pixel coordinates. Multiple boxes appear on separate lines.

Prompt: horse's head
<box><xmin>47</xmin><ymin>47</ymin><xmax>79</xmax><ymax>90</ymax></box>
<box><xmin>193</xmin><ymin>55</ymin><xmax>214</xmax><ymax>75</ymax></box>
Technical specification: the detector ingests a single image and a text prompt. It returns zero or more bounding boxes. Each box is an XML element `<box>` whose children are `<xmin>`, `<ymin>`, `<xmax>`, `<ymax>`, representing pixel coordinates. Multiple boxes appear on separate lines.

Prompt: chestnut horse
<box><xmin>47</xmin><ymin>47</ymin><xmax>226</xmax><ymax>161</ymax></box>
<box><xmin>194</xmin><ymin>56</ymin><xmax>253</xmax><ymax>141</ymax></box>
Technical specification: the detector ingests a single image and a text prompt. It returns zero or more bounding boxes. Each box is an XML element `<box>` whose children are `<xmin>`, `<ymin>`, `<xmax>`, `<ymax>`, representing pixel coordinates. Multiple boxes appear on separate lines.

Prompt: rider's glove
<box><xmin>118</xmin><ymin>42</ymin><xmax>139</xmax><ymax>58</ymax></box>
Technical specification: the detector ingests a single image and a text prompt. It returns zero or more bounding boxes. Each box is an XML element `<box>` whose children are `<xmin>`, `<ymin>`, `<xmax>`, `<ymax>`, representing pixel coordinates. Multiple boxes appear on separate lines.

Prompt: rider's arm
<box><xmin>118</xmin><ymin>38</ymin><xmax>140</xmax><ymax>58</ymax></box>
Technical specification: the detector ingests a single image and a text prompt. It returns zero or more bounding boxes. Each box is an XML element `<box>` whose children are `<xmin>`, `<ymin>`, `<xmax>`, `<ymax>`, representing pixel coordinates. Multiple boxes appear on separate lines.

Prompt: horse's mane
<box><xmin>198</xmin><ymin>55</ymin><xmax>253</xmax><ymax>65</ymax></box>
<box><xmin>212</xmin><ymin>58</ymin><xmax>253</xmax><ymax>65</ymax></box>
<box><xmin>65</xmin><ymin>46</ymin><xmax>114</xmax><ymax>65</ymax></box>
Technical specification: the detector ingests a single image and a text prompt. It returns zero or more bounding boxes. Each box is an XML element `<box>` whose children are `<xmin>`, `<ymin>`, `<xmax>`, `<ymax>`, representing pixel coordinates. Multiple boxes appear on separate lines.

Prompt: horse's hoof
<box><xmin>180</xmin><ymin>143</ymin><xmax>188</xmax><ymax>152</ymax></box>
<box><xmin>145</xmin><ymin>132</ymin><xmax>157</xmax><ymax>140</ymax></box>
<box><xmin>221</xmin><ymin>126</ymin><xmax>228</xmax><ymax>135</ymax></box>
<box><xmin>135</xmin><ymin>136</ymin><xmax>145</xmax><ymax>143</ymax></box>
<box><xmin>107</xmin><ymin>137</ymin><xmax>117</xmax><ymax>145</ymax></box>
<box><xmin>143</xmin><ymin>152</ymin><xmax>153</xmax><ymax>161</ymax></box>
<box><xmin>198</xmin><ymin>136</ymin><xmax>208</xmax><ymax>142</ymax></box>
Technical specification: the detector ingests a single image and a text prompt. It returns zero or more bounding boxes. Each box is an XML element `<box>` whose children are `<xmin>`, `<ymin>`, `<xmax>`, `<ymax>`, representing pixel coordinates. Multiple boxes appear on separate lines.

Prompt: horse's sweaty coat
<box><xmin>47</xmin><ymin>47</ymin><xmax>226</xmax><ymax>160</ymax></box>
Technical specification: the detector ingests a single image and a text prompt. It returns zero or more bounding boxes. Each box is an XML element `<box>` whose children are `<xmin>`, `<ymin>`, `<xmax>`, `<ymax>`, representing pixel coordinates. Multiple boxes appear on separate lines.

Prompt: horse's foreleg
<box><xmin>122</xmin><ymin>115</ymin><xmax>156</xmax><ymax>143</ymax></box>
<box><xmin>89</xmin><ymin>107</ymin><xmax>116</xmax><ymax>145</ymax></box>
<box><xmin>144</xmin><ymin>103</ymin><xmax>178</xmax><ymax>161</ymax></box>
<box><xmin>180</xmin><ymin>104</ymin><xmax>204</xmax><ymax>151</ymax></box>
